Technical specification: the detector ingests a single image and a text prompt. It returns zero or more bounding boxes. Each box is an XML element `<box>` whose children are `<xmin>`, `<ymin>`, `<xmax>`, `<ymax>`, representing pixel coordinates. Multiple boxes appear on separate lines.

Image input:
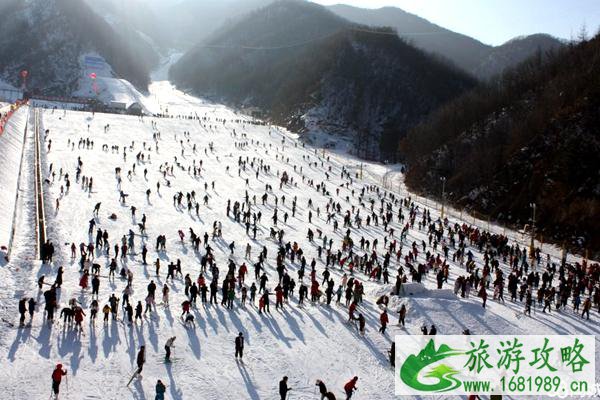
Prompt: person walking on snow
<box><xmin>279</xmin><ymin>376</ymin><xmax>292</xmax><ymax>400</ymax></box>
<box><xmin>582</xmin><ymin>297</ymin><xmax>592</xmax><ymax>319</ymax></box>
<box><xmin>479</xmin><ymin>285</ymin><xmax>487</xmax><ymax>308</ymax></box>
<box><xmin>398</xmin><ymin>304</ymin><xmax>406</xmax><ymax>327</ymax></box>
<box><xmin>162</xmin><ymin>284</ymin><xmax>170</xmax><ymax>305</ymax></box>
<box><xmin>51</xmin><ymin>363</ymin><xmax>67</xmax><ymax>399</ymax></box>
<box><xmin>379</xmin><ymin>309</ymin><xmax>389</xmax><ymax>334</ymax></box>
<box><xmin>316</xmin><ymin>379</ymin><xmax>328</xmax><ymax>400</ymax></box>
<box><xmin>155</xmin><ymin>380</ymin><xmax>166</xmax><ymax>400</ymax></box>
<box><xmin>28</xmin><ymin>297</ymin><xmax>37</xmax><ymax>321</ymax></box>
<box><xmin>74</xmin><ymin>306</ymin><xmax>86</xmax><ymax>331</ymax></box>
<box><xmin>181</xmin><ymin>300</ymin><xmax>191</xmax><ymax>317</ymax></box>
<box><xmin>344</xmin><ymin>376</ymin><xmax>358</xmax><ymax>399</ymax></box>
<box><xmin>235</xmin><ymin>332</ymin><xmax>244</xmax><ymax>360</ymax></box>
<box><xmin>18</xmin><ymin>297</ymin><xmax>27</xmax><ymax>326</ymax></box>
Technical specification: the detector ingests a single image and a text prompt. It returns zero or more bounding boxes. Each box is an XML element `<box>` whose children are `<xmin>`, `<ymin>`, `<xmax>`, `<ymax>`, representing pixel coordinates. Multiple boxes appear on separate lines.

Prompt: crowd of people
<box><xmin>11</xmin><ymin>106</ymin><xmax>597</xmax><ymax>400</ymax></box>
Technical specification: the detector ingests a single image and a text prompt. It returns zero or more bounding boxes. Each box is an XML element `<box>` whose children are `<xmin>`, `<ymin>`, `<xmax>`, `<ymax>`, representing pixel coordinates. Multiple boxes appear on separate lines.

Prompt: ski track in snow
<box><xmin>0</xmin><ymin>83</ymin><xmax>598</xmax><ymax>400</ymax></box>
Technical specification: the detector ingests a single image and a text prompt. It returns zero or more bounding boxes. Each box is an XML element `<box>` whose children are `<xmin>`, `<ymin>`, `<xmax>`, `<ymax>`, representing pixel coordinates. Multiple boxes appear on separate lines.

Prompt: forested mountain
<box><xmin>328</xmin><ymin>4</ymin><xmax>564</xmax><ymax>80</ymax></box>
<box><xmin>401</xmin><ymin>35</ymin><xmax>600</xmax><ymax>254</ymax></box>
<box><xmin>474</xmin><ymin>34</ymin><xmax>564</xmax><ymax>80</ymax></box>
<box><xmin>170</xmin><ymin>0</ymin><xmax>476</xmax><ymax>160</ymax></box>
<box><xmin>0</xmin><ymin>0</ymin><xmax>158</xmax><ymax>94</ymax></box>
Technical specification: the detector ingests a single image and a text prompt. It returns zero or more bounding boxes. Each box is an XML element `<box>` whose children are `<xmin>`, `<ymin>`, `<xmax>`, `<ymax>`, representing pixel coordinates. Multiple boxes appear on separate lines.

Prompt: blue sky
<box><xmin>313</xmin><ymin>0</ymin><xmax>600</xmax><ymax>45</ymax></box>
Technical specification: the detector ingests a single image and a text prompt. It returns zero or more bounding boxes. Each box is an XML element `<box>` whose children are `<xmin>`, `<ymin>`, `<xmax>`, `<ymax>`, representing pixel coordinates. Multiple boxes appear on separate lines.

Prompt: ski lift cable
<box><xmin>197</xmin><ymin>27</ymin><xmax>449</xmax><ymax>51</ymax></box>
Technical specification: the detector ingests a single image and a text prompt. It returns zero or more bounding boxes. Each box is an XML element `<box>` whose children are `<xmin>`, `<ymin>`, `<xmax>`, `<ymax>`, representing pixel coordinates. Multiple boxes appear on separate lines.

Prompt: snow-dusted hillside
<box><xmin>170</xmin><ymin>0</ymin><xmax>477</xmax><ymax>162</ymax></box>
<box><xmin>0</xmin><ymin>0</ymin><xmax>157</xmax><ymax>95</ymax></box>
<box><xmin>0</xmin><ymin>82</ymin><xmax>598</xmax><ymax>400</ymax></box>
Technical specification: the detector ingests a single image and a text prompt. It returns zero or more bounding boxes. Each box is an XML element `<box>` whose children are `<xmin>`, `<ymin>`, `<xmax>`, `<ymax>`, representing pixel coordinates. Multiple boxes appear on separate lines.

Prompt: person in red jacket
<box><xmin>238</xmin><ymin>263</ymin><xmax>247</xmax><ymax>288</ymax></box>
<box><xmin>79</xmin><ymin>271</ymin><xmax>89</xmax><ymax>290</ymax></box>
<box><xmin>74</xmin><ymin>307</ymin><xmax>86</xmax><ymax>332</ymax></box>
<box><xmin>311</xmin><ymin>280</ymin><xmax>320</xmax><ymax>302</ymax></box>
<box><xmin>379</xmin><ymin>309</ymin><xmax>389</xmax><ymax>334</ymax></box>
<box><xmin>344</xmin><ymin>376</ymin><xmax>358</xmax><ymax>399</ymax></box>
<box><xmin>275</xmin><ymin>285</ymin><xmax>284</xmax><ymax>309</ymax></box>
<box><xmin>181</xmin><ymin>300</ymin><xmax>191</xmax><ymax>317</ymax></box>
<box><xmin>348</xmin><ymin>302</ymin><xmax>357</xmax><ymax>322</ymax></box>
<box><xmin>51</xmin><ymin>363</ymin><xmax>67</xmax><ymax>398</ymax></box>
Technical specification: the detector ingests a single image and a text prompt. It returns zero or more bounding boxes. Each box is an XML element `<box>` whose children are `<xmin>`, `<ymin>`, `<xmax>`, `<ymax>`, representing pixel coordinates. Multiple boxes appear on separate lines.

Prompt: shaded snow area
<box><xmin>0</xmin><ymin>106</ymin><xmax>29</xmax><ymax>253</ymax></box>
<box><xmin>0</xmin><ymin>84</ymin><xmax>598</xmax><ymax>400</ymax></box>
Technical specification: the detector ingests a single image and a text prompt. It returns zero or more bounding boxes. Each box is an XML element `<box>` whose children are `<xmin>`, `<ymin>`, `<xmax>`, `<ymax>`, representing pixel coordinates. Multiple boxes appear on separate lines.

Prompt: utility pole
<box><xmin>440</xmin><ymin>177</ymin><xmax>446</xmax><ymax>220</ymax></box>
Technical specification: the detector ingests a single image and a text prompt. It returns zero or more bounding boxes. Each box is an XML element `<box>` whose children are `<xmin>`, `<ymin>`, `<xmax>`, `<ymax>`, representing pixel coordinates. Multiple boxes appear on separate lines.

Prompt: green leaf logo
<box><xmin>400</xmin><ymin>339</ymin><xmax>465</xmax><ymax>392</ymax></box>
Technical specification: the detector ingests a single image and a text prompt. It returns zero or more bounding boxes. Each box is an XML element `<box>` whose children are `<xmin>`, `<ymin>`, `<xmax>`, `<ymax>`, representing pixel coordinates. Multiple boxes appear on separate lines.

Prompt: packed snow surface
<box><xmin>0</xmin><ymin>106</ymin><xmax>29</xmax><ymax>251</ymax></box>
<box><xmin>0</xmin><ymin>82</ymin><xmax>597</xmax><ymax>400</ymax></box>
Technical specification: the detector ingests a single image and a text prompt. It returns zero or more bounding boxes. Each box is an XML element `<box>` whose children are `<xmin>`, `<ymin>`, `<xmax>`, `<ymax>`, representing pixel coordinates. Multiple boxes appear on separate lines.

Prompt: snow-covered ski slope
<box><xmin>0</xmin><ymin>106</ymin><xmax>29</xmax><ymax>252</ymax></box>
<box><xmin>0</xmin><ymin>82</ymin><xmax>598</xmax><ymax>400</ymax></box>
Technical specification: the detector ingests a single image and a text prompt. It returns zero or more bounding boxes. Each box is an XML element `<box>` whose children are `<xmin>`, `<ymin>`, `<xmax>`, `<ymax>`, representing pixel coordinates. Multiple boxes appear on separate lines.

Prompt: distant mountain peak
<box><xmin>327</xmin><ymin>4</ymin><xmax>564</xmax><ymax>80</ymax></box>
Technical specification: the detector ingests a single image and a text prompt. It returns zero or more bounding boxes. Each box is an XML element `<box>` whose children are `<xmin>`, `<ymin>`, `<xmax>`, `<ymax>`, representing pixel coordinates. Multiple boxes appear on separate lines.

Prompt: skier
<box><xmin>279</xmin><ymin>376</ymin><xmax>292</xmax><ymax>400</ymax></box>
<box><xmin>165</xmin><ymin>336</ymin><xmax>176</xmax><ymax>361</ymax></box>
<box><xmin>235</xmin><ymin>332</ymin><xmax>244</xmax><ymax>360</ymax></box>
<box><xmin>51</xmin><ymin>364</ymin><xmax>67</xmax><ymax>399</ymax></box>
<box><xmin>136</xmin><ymin>345</ymin><xmax>146</xmax><ymax>374</ymax></box>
